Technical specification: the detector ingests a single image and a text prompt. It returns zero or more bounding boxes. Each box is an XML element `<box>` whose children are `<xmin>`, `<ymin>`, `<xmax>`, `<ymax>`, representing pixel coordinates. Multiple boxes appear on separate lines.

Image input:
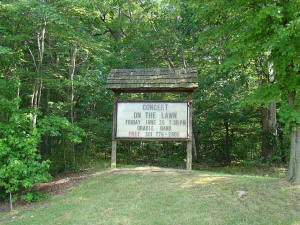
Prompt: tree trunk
<box><xmin>69</xmin><ymin>46</ymin><xmax>78</xmax><ymax>165</ymax></box>
<box><xmin>192</xmin><ymin>126</ymin><xmax>200</xmax><ymax>161</ymax></box>
<box><xmin>224</xmin><ymin>120</ymin><xmax>230</xmax><ymax>164</ymax></box>
<box><xmin>31</xmin><ymin>21</ymin><xmax>46</xmax><ymax>128</ymax></box>
<box><xmin>44</xmin><ymin>87</ymin><xmax>50</xmax><ymax>155</ymax></box>
<box><xmin>32</xmin><ymin>79</ymin><xmax>43</xmax><ymax>129</ymax></box>
<box><xmin>288</xmin><ymin>125</ymin><xmax>300</xmax><ymax>184</ymax></box>
<box><xmin>261</xmin><ymin>102</ymin><xmax>277</xmax><ymax>163</ymax></box>
<box><xmin>9</xmin><ymin>193</ymin><xmax>12</xmax><ymax>211</ymax></box>
<box><xmin>288</xmin><ymin>90</ymin><xmax>300</xmax><ymax>184</ymax></box>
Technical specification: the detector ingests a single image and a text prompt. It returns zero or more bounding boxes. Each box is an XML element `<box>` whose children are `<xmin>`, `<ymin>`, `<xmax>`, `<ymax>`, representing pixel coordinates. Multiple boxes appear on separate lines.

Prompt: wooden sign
<box><xmin>115</xmin><ymin>101</ymin><xmax>189</xmax><ymax>139</ymax></box>
<box><xmin>107</xmin><ymin>68</ymin><xmax>198</xmax><ymax>170</ymax></box>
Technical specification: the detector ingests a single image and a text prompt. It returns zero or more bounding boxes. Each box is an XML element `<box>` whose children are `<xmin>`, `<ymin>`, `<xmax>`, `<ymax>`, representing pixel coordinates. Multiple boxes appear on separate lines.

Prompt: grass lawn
<box><xmin>0</xmin><ymin>167</ymin><xmax>299</xmax><ymax>225</ymax></box>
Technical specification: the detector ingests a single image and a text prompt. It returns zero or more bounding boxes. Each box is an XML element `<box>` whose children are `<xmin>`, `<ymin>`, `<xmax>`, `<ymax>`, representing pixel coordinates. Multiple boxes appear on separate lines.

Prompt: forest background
<box><xmin>0</xmin><ymin>0</ymin><xmax>299</xmax><ymax>202</ymax></box>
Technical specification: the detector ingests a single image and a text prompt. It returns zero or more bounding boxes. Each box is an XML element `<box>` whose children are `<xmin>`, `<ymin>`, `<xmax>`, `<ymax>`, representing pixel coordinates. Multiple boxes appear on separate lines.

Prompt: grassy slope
<box><xmin>0</xmin><ymin>168</ymin><xmax>299</xmax><ymax>225</ymax></box>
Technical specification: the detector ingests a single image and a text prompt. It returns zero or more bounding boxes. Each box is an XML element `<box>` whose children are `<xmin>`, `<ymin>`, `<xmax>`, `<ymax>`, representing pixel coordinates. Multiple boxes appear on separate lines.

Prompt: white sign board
<box><xmin>116</xmin><ymin>101</ymin><xmax>189</xmax><ymax>139</ymax></box>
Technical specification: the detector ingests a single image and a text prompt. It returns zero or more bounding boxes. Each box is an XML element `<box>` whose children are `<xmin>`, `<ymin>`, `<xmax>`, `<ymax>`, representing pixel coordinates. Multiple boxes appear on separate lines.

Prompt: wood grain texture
<box><xmin>106</xmin><ymin>68</ymin><xmax>198</xmax><ymax>91</ymax></box>
<box><xmin>186</xmin><ymin>92</ymin><xmax>193</xmax><ymax>170</ymax></box>
<box><xmin>111</xmin><ymin>92</ymin><xmax>119</xmax><ymax>168</ymax></box>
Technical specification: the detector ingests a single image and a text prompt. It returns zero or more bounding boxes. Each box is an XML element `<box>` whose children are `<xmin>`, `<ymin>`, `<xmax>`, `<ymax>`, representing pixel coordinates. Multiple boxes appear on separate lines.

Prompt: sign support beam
<box><xmin>111</xmin><ymin>91</ymin><xmax>119</xmax><ymax>168</ymax></box>
<box><xmin>186</xmin><ymin>92</ymin><xmax>193</xmax><ymax>170</ymax></box>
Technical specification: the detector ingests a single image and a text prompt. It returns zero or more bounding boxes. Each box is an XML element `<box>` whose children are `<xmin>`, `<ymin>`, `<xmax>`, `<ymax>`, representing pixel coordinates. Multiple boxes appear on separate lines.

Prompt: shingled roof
<box><xmin>106</xmin><ymin>68</ymin><xmax>198</xmax><ymax>92</ymax></box>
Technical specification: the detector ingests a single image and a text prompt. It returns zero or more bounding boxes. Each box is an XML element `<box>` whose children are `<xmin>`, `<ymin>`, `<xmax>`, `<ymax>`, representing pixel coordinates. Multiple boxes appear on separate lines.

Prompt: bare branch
<box><xmin>28</xmin><ymin>48</ymin><xmax>38</xmax><ymax>72</ymax></box>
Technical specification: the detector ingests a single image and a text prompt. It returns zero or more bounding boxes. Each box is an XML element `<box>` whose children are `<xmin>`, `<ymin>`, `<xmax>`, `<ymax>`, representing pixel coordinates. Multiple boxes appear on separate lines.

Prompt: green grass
<box><xmin>0</xmin><ymin>167</ymin><xmax>299</xmax><ymax>225</ymax></box>
<box><xmin>193</xmin><ymin>163</ymin><xmax>288</xmax><ymax>178</ymax></box>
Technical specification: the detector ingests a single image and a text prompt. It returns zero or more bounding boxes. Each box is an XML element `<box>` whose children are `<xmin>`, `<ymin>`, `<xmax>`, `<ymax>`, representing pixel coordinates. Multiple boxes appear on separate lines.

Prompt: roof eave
<box><xmin>106</xmin><ymin>87</ymin><xmax>198</xmax><ymax>93</ymax></box>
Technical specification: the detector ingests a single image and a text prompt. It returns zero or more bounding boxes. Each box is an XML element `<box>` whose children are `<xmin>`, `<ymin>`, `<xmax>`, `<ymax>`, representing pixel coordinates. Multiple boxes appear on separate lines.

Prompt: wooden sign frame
<box><xmin>114</xmin><ymin>100</ymin><xmax>190</xmax><ymax>141</ymax></box>
<box><xmin>107</xmin><ymin>68</ymin><xmax>198</xmax><ymax>171</ymax></box>
<box><xmin>111</xmin><ymin>91</ymin><xmax>193</xmax><ymax>170</ymax></box>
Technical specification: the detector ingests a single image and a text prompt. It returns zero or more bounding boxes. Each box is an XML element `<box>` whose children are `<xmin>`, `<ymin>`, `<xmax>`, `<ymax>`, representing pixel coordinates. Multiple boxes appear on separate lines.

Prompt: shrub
<box><xmin>0</xmin><ymin>111</ymin><xmax>51</xmax><ymax>202</ymax></box>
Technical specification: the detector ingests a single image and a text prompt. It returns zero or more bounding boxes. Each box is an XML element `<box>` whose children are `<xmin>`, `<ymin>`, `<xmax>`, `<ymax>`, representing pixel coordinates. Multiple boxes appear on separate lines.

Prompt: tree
<box><xmin>189</xmin><ymin>0</ymin><xmax>300</xmax><ymax>182</ymax></box>
<box><xmin>0</xmin><ymin>78</ymin><xmax>50</xmax><ymax>206</ymax></box>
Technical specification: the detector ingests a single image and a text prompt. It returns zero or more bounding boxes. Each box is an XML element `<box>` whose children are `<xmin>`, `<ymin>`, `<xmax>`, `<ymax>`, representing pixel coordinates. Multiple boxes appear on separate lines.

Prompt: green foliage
<box><xmin>279</xmin><ymin>102</ymin><xmax>300</xmax><ymax>130</ymax></box>
<box><xmin>0</xmin><ymin>0</ymin><xmax>297</xmax><ymax>187</ymax></box>
<box><xmin>0</xmin><ymin>102</ymin><xmax>51</xmax><ymax>199</ymax></box>
<box><xmin>21</xmin><ymin>190</ymin><xmax>50</xmax><ymax>203</ymax></box>
<box><xmin>39</xmin><ymin>115</ymin><xmax>85</xmax><ymax>144</ymax></box>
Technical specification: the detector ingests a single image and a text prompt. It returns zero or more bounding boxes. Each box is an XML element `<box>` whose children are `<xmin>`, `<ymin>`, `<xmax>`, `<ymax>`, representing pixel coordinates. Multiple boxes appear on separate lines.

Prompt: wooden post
<box><xmin>111</xmin><ymin>92</ymin><xmax>119</xmax><ymax>169</ymax></box>
<box><xmin>186</xmin><ymin>92</ymin><xmax>193</xmax><ymax>170</ymax></box>
<box><xmin>111</xmin><ymin>140</ymin><xmax>117</xmax><ymax>168</ymax></box>
<box><xmin>9</xmin><ymin>193</ymin><xmax>12</xmax><ymax>211</ymax></box>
